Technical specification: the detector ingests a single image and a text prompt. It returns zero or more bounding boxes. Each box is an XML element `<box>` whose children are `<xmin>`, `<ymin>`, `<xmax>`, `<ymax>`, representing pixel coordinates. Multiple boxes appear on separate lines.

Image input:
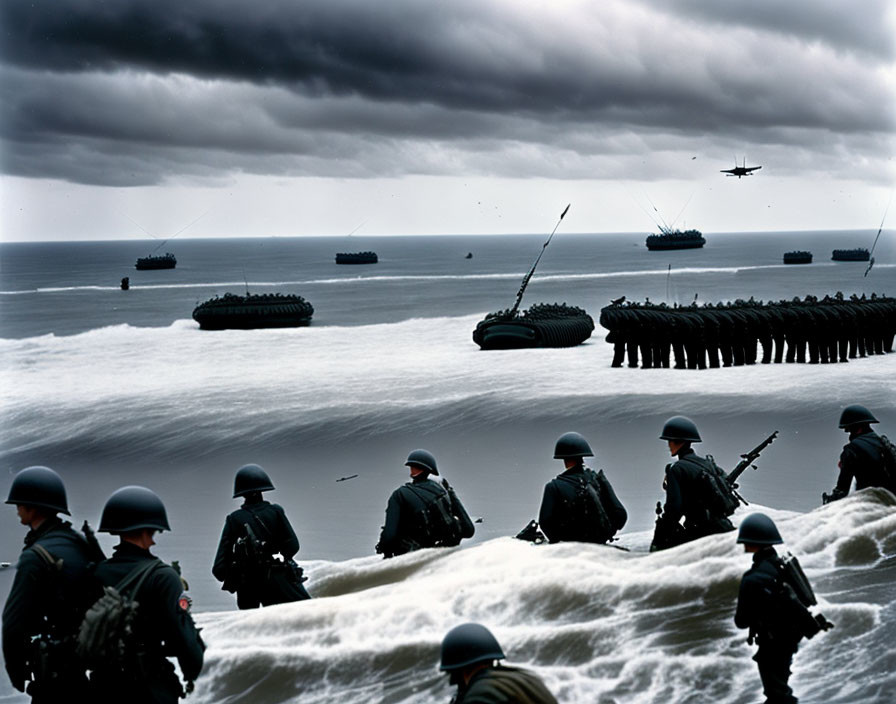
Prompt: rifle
<box><xmin>81</xmin><ymin>520</ymin><xmax>106</xmax><ymax>562</ymax></box>
<box><xmin>725</xmin><ymin>430</ymin><xmax>778</xmax><ymax>504</ymax></box>
<box><xmin>514</xmin><ymin>519</ymin><xmax>546</xmax><ymax>544</ymax></box>
<box><xmin>649</xmin><ymin>501</ymin><xmax>685</xmax><ymax>552</ymax></box>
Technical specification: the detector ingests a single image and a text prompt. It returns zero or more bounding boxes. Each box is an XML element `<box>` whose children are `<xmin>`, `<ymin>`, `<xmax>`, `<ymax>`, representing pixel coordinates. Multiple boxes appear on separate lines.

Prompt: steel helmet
<box><xmin>5</xmin><ymin>466</ymin><xmax>70</xmax><ymax>515</ymax></box>
<box><xmin>838</xmin><ymin>404</ymin><xmax>878</xmax><ymax>429</ymax></box>
<box><xmin>406</xmin><ymin>449</ymin><xmax>439</xmax><ymax>476</ymax></box>
<box><xmin>659</xmin><ymin>416</ymin><xmax>702</xmax><ymax>443</ymax></box>
<box><xmin>233</xmin><ymin>464</ymin><xmax>275</xmax><ymax>498</ymax></box>
<box><xmin>553</xmin><ymin>432</ymin><xmax>594</xmax><ymax>459</ymax></box>
<box><xmin>99</xmin><ymin>485</ymin><xmax>171</xmax><ymax>534</ymax></box>
<box><xmin>440</xmin><ymin>623</ymin><xmax>506</xmax><ymax>671</ymax></box>
<box><xmin>736</xmin><ymin>513</ymin><xmax>783</xmax><ymax>546</ymax></box>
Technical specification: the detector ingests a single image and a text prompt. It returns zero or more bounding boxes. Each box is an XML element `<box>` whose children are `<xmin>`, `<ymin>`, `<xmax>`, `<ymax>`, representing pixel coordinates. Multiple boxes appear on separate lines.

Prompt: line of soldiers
<box><xmin>599</xmin><ymin>293</ymin><xmax>896</xmax><ymax>369</ymax></box>
<box><xmin>3</xmin><ymin>403</ymin><xmax>892</xmax><ymax>702</ymax></box>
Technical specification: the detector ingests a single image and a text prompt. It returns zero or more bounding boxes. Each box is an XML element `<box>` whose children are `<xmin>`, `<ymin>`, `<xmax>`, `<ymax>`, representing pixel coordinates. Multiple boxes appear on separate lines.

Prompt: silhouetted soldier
<box><xmin>823</xmin><ymin>404</ymin><xmax>895</xmax><ymax>503</ymax></box>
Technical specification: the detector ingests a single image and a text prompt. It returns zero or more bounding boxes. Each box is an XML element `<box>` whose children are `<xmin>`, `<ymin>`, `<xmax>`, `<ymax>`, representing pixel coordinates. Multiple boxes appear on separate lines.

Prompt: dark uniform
<box><xmin>829</xmin><ymin>430</ymin><xmax>891</xmax><ymax>499</ymax></box>
<box><xmin>735</xmin><ymin>545</ymin><xmax>800</xmax><ymax>704</ymax></box>
<box><xmin>538</xmin><ymin>467</ymin><xmax>626</xmax><ymax>544</ymax></box>
<box><xmin>2</xmin><ymin>517</ymin><xmax>95</xmax><ymax>702</ymax></box>
<box><xmin>660</xmin><ymin>447</ymin><xmax>735</xmax><ymax>543</ymax></box>
<box><xmin>453</xmin><ymin>666</ymin><xmax>559</xmax><ymax>704</ymax></box>
<box><xmin>90</xmin><ymin>542</ymin><xmax>204</xmax><ymax>704</ymax></box>
<box><xmin>377</xmin><ymin>475</ymin><xmax>475</xmax><ymax>558</ymax></box>
<box><xmin>212</xmin><ymin>497</ymin><xmax>310</xmax><ymax>609</ymax></box>
<box><xmin>825</xmin><ymin>405</ymin><xmax>894</xmax><ymax>503</ymax></box>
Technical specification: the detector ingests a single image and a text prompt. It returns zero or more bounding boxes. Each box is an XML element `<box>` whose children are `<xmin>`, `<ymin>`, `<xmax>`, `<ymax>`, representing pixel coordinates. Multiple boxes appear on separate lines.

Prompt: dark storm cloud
<box><xmin>645</xmin><ymin>0</ymin><xmax>896</xmax><ymax>61</ymax></box>
<box><xmin>0</xmin><ymin>0</ymin><xmax>893</xmax><ymax>186</ymax></box>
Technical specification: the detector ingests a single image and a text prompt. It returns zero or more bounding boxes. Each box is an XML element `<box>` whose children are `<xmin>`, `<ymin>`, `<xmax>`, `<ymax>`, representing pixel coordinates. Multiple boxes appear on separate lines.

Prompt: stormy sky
<box><xmin>1</xmin><ymin>0</ymin><xmax>894</xmax><ymax>240</ymax></box>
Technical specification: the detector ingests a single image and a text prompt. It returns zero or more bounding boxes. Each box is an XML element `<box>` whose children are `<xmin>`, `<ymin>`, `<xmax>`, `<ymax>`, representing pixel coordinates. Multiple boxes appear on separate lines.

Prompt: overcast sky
<box><xmin>1</xmin><ymin>0</ymin><xmax>894</xmax><ymax>241</ymax></box>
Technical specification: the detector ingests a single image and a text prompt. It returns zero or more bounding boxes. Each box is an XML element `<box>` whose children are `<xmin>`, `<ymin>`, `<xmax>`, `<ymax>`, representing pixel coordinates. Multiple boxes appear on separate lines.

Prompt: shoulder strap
<box><xmin>114</xmin><ymin>558</ymin><xmax>163</xmax><ymax>598</ymax></box>
<box><xmin>30</xmin><ymin>543</ymin><xmax>62</xmax><ymax>570</ymax></box>
<box><xmin>404</xmin><ymin>481</ymin><xmax>444</xmax><ymax>504</ymax></box>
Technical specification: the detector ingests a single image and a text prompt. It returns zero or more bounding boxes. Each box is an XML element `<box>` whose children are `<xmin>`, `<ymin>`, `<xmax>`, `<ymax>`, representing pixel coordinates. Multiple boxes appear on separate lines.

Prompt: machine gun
<box><xmin>725</xmin><ymin>430</ymin><xmax>778</xmax><ymax>505</ymax></box>
<box><xmin>650</xmin><ymin>430</ymin><xmax>778</xmax><ymax>551</ymax></box>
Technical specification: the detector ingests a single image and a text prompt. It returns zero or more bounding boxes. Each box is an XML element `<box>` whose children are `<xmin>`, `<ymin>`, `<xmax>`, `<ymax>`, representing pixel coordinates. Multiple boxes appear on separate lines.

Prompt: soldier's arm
<box><xmin>599</xmin><ymin>473</ymin><xmax>628</xmax><ymax>531</ymax></box>
<box><xmin>538</xmin><ymin>483</ymin><xmax>561</xmax><ymax>542</ymax></box>
<box><xmin>273</xmin><ymin>504</ymin><xmax>300</xmax><ymax>559</ymax></box>
<box><xmin>662</xmin><ymin>466</ymin><xmax>685</xmax><ymax>525</ymax></box>
<box><xmin>1</xmin><ymin>550</ymin><xmax>43</xmax><ymax>691</ymax></box>
<box><xmin>832</xmin><ymin>447</ymin><xmax>856</xmax><ymax>497</ymax></box>
<box><xmin>377</xmin><ymin>490</ymin><xmax>403</xmax><ymax>553</ymax></box>
<box><xmin>211</xmin><ymin>516</ymin><xmax>235</xmax><ymax>582</ymax></box>
<box><xmin>156</xmin><ymin>568</ymin><xmax>205</xmax><ymax>682</ymax></box>
<box><xmin>733</xmin><ymin>575</ymin><xmax>755</xmax><ymax>630</ymax></box>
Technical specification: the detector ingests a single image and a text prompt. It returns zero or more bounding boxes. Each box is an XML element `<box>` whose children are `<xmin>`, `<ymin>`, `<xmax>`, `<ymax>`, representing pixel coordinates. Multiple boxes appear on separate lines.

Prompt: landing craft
<box><xmin>721</xmin><ymin>157</ymin><xmax>761</xmax><ymax>178</ymax></box>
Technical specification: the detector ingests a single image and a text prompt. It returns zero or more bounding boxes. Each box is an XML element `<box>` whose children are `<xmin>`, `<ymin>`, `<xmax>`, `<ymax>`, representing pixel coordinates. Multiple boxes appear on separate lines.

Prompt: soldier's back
<box><xmin>90</xmin><ymin>544</ymin><xmax>203</xmax><ymax>704</ymax></box>
<box><xmin>460</xmin><ymin>666</ymin><xmax>558</xmax><ymax>704</ymax></box>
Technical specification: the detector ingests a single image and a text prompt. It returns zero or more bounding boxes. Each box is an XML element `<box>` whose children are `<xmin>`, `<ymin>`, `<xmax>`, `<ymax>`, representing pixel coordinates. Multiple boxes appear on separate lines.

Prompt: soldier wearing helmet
<box><xmin>2</xmin><ymin>466</ymin><xmax>101</xmax><ymax>702</ymax></box>
<box><xmin>89</xmin><ymin>486</ymin><xmax>204</xmax><ymax>703</ymax></box>
<box><xmin>651</xmin><ymin>416</ymin><xmax>734</xmax><ymax>550</ymax></box>
<box><xmin>439</xmin><ymin>623</ymin><xmax>558</xmax><ymax>703</ymax></box>
<box><xmin>823</xmin><ymin>404</ymin><xmax>894</xmax><ymax>504</ymax></box>
<box><xmin>734</xmin><ymin>513</ymin><xmax>831</xmax><ymax>704</ymax></box>
<box><xmin>212</xmin><ymin>464</ymin><xmax>310</xmax><ymax>609</ymax></box>
<box><xmin>538</xmin><ymin>432</ymin><xmax>627</xmax><ymax>544</ymax></box>
<box><xmin>376</xmin><ymin>449</ymin><xmax>475</xmax><ymax>558</ymax></box>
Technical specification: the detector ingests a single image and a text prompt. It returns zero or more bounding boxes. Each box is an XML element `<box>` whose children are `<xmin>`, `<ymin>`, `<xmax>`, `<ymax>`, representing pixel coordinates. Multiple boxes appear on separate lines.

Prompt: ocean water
<box><xmin>0</xmin><ymin>230</ymin><xmax>894</xmax><ymax>703</ymax></box>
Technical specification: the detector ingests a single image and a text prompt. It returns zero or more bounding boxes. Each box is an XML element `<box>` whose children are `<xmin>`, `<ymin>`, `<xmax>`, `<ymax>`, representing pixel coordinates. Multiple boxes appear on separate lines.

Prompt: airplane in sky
<box><xmin>721</xmin><ymin>157</ymin><xmax>762</xmax><ymax>178</ymax></box>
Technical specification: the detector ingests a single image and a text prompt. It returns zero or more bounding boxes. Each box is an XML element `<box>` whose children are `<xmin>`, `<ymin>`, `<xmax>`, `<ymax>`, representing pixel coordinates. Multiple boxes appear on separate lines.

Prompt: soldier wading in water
<box><xmin>213</xmin><ymin>464</ymin><xmax>311</xmax><ymax>609</ymax></box>
<box><xmin>376</xmin><ymin>449</ymin><xmax>475</xmax><ymax>558</ymax></box>
<box><xmin>439</xmin><ymin>623</ymin><xmax>558</xmax><ymax>704</ymax></box>
<box><xmin>734</xmin><ymin>513</ymin><xmax>833</xmax><ymax>703</ymax></box>
<box><xmin>538</xmin><ymin>432</ymin><xmax>627</xmax><ymax>544</ymax></box>
<box><xmin>651</xmin><ymin>416</ymin><xmax>736</xmax><ymax>550</ymax></box>
<box><xmin>823</xmin><ymin>404</ymin><xmax>896</xmax><ymax>504</ymax></box>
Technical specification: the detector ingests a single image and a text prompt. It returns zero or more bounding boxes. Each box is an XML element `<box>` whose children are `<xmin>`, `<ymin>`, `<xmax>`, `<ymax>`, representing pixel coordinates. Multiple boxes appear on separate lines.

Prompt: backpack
<box><xmin>858</xmin><ymin>433</ymin><xmax>896</xmax><ymax>492</ymax></box>
<box><xmin>410</xmin><ymin>484</ymin><xmax>464</xmax><ymax>548</ymax></box>
<box><xmin>76</xmin><ymin>559</ymin><xmax>163</xmax><ymax>671</ymax></box>
<box><xmin>231</xmin><ymin>521</ymin><xmax>273</xmax><ymax>573</ymax></box>
<box><xmin>557</xmin><ymin>469</ymin><xmax>614</xmax><ymax>543</ymax></box>
<box><xmin>690</xmin><ymin>455</ymin><xmax>740</xmax><ymax>518</ymax></box>
<box><xmin>759</xmin><ymin>553</ymin><xmax>832</xmax><ymax>642</ymax></box>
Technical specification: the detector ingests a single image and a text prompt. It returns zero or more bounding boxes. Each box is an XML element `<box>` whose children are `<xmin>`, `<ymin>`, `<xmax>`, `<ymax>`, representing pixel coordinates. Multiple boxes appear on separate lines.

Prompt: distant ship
<box><xmin>645</xmin><ymin>228</ymin><xmax>705</xmax><ymax>251</ymax></box>
<box><xmin>135</xmin><ymin>252</ymin><xmax>177</xmax><ymax>270</ymax></box>
<box><xmin>335</xmin><ymin>251</ymin><xmax>378</xmax><ymax>264</ymax></box>
<box><xmin>831</xmin><ymin>248</ymin><xmax>870</xmax><ymax>262</ymax></box>
<box><xmin>783</xmin><ymin>251</ymin><xmax>813</xmax><ymax>264</ymax></box>
<box><xmin>192</xmin><ymin>292</ymin><xmax>314</xmax><ymax>330</ymax></box>
<box><xmin>472</xmin><ymin>303</ymin><xmax>594</xmax><ymax>350</ymax></box>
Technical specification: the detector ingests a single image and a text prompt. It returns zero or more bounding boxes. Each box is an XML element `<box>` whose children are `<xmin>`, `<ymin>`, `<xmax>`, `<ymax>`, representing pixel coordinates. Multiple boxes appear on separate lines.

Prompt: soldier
<box><xmin>212</xmin><ymin>464</ymin><xmax>311</xmax><ymax>609</ymax></box>
<box><xmin>88</xmin><ymin>486</ymin><xmax>204</xmax><ymax>703</ymax></box>
<box><xmin>650</xmin><ymin>416</ymin><xmax>735</xmax><ymax>550</ymax></box>
<box><xmin>823</xmin><ymin>404</ymin><xmax>895</xmax><ymax>503</ymax></box>
<box><xmin>538</xmin><ymin>432</ymin><xmax>627</xmax><ymax>544</ymax></box>
<box><xmin>734</xmin><ymin>513</ymin><xmax>832</xmax><ymax>704</ymax></box>
<box><xmin>2</xmin><ymin>466</ymin><xmax>100</xmax><ymax>703</ymax></box>
<box><xmin>439</xmin><ymin>623</ymin><xmax>558</xmax><ymax>703</ymax></box>
<box><xmin>376</xmin><ymin>449</ymin><xmax>475</xmax><ymax>558</ymax></box>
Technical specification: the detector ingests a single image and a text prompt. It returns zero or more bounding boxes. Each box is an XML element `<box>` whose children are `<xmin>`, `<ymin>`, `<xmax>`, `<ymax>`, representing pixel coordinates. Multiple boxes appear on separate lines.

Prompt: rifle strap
<box><xmin>30</xmin><ymin>544</ymin><xmax>62</xmax><ymax>571</ymax></box>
